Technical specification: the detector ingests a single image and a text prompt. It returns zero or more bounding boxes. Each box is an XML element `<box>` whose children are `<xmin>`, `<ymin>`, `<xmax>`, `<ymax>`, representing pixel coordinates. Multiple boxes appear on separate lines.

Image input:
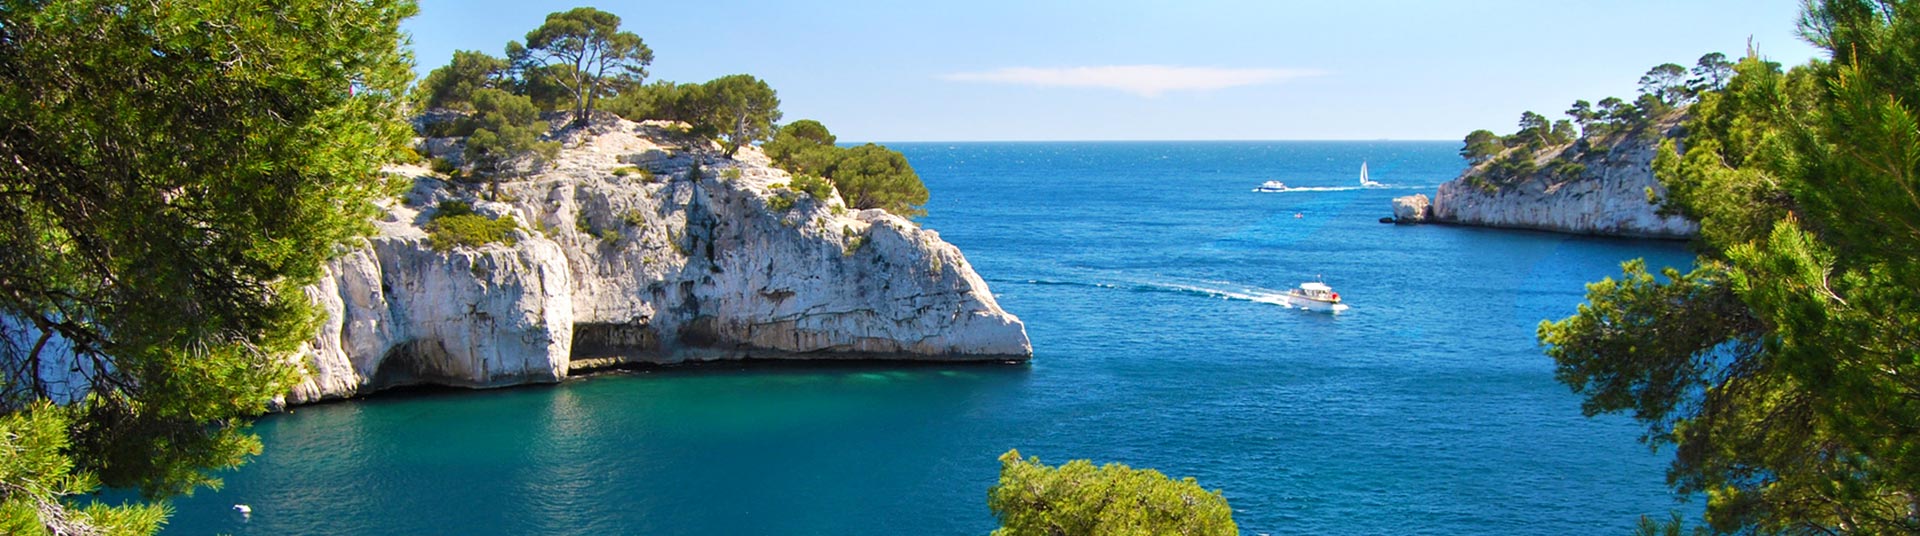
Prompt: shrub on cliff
<box><xmin>789</xmin><ymin>174</ymin><xmax>835</xmax><ymax>200</ymax></box>
<box><xmin>463</xmin><ymin>89</ymin><xmax>560</xmax><ymax>194</ymax></box>
<box><xmin>425</xmin><ymin>201</ymin><xmax>521</xmax><ymax>251</ymax></box>
<box><xmin>987</xmin><ymin>450</ymin><xmax>1237</xmax><ymax>536</ymax></box>
<box><xmin>831</xmin><ymin>144</ymin><xmax>929</xmax><ymax>218</ymax></box>
<box><xmin>763</xmin><ymin>120</ymin><xmax>930</xmax><ymax>217</ymax></box>
<box><xmin>766</xmin><ymin>120</ymin><xmax>843</xmax><ymax>174</ymax></box>
<box><xmin>0</xmin><ymin>0</ymin><xmax>417</xmax><ymax>533</ymax></box>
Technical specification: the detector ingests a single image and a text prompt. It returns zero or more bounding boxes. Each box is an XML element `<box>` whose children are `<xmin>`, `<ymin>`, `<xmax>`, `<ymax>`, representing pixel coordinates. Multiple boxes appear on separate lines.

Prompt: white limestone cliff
<box><xmin>1409</xmin><ymin>117</ymin><xmax>1698</xmax><ymax>239</ymax></box>
<box><xmin>286</xmin><ymin>118</ymin><xmax>1029</xmax><ymax>404</ymax></box>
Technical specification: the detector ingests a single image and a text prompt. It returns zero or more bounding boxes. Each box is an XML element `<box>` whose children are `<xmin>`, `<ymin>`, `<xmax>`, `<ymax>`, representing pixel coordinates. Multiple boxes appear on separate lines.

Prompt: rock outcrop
<box><xmin>1390</xmin><ymin>194</ymin><xmax>1431</xmax><ymax>223</ymax></box>
<box><xmin>1405</xmin><ymin>117</ymin><xmax>1698</xmax><ymax>239</ymax></box>
<box><xmin>286</xmin><ymin>119</ymin><xmax>1030</xmax><ymax>404</ymax></box>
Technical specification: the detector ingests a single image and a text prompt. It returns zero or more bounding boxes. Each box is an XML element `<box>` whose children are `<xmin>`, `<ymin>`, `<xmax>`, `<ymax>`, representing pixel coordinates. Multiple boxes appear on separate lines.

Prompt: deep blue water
<box><xmin>159</xmin><ymin>141</ymin><xmax>1697</xmax><ymax>535</ymax></box>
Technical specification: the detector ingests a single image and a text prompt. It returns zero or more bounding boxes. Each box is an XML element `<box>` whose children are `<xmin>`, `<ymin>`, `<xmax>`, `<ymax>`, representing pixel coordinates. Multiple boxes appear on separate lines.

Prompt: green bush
<box><xmin>419</xmin><ymin>115</ymin><xmax>479</xmax><ymax>138</ymax></box>
<box><xmin>621</xmin><ymin>209</ymin><xmax>647</xmax><ymax>227</ymax></box>
<box><xmin>987</xmin><ymin>449</ymin><xmax>1237</xmax><ymax>536</ymax></box>
<box><xmin>612</xmin><ymin>165</ymin><xmax>653</xmax><ymax>181</ymax></box>
<box><xmin>841</xmin><ymin>226</ymin><xmax>866</xmax><ymax>256</ymax></box>
<box><xmin>382</xmin><ymin>173</ymin><xmax>414</xmax><ymax>200</ymax></box>
<box><xmin>425</xmin><ymin>212</ymin><xmax>519</xmax><ymax>251</ymax></box>
<box><xmin>790</xmin><ymin>173</ymin><xmax>834</xmax><ymax>200</ymax></box>
<box><xmin>722</xmin><ymin>167</ymin><xmax>743</xmax><ymax>181</ymax></box>
<box><xmin>463</xmin><ymin>89</ymin><xmax>559</xmax><ymax>178</ymax></box>
<box><xmin>598</xmin><ymin>228</ymin><xmax>621</xmax><ymax>244</ymax></box>
<box><xmin>430</xmin><ymin>157</ymin><xmax>459</xmax><ymax>175</ymax></box>
<box><xmin>436</xmin><ymin>200</ymin><xmax>474</xmax><ymax>217</ymax></box>
<box><xmin>830</xmin><ymin>144</ymin><xmax>928</xmax><ymax>217</ymax></box>
<box><xmin>766</xmin><ymin>191</ymin><xmax>796</xmax><ymax>212</ymax></box>
<box><xmin>1551</xmin><ymin>161</ymin><xmax>1588</xmax><ymax>180</ymax></box>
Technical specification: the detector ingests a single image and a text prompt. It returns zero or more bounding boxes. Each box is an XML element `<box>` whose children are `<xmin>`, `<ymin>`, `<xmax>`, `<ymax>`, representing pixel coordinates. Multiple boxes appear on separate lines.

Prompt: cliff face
<box><xmin>286</xmin><ymin>119</ymin><xmax>1029</xmax><ymax>404</ymax></box>
<box><xmin>1403</xmin><ymin>119</ymin><xmax>1698</xmax><ymax>239</ymax></box>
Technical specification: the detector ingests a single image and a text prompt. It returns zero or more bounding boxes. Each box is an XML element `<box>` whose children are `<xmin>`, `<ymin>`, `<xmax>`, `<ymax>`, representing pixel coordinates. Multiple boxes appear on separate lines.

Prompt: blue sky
<box><xmin>405</xmin><ymin>1</ymin><xmax>1822</xmax><ymax>142</ymax></box>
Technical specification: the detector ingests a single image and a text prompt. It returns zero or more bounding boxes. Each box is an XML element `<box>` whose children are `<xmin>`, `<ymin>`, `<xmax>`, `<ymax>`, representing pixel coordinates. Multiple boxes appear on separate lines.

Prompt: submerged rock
<box><xmin>287</xmin><ymin>118</ymin><xmax>1030</xmax><ymax>404</ymax></box>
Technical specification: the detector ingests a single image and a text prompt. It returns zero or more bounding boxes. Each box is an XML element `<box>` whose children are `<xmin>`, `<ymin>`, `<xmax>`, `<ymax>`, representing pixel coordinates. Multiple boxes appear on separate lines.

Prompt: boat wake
<box><xmin>994</xmin><ymin>277</ymin><xmax>1303</xmax><ymax>308</ymax></box>
<box><xmin>1251</xmin><ymin>184</ymin><xmax>1409</xmax><ymax>193</ymax></box>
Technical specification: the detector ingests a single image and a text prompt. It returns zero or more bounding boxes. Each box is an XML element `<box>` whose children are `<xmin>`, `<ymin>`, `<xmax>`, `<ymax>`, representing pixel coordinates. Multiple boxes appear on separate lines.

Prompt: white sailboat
<box><xmin>1360</xmin><ymin>161</ymin><xmax>1383</xmax><ymax>188</ymax></box>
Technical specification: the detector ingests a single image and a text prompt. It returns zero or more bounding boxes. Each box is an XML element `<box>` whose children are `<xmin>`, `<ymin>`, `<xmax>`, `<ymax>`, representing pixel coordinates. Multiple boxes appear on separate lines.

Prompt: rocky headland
<box><xmin>1391</xmin><ymin>115</ymin><xmax>1698</xmax><ymax>239</ymax></box>
<box><xmin>287</xmin><ymin>118</ymin><xmax>1029</xmax><ymax>405</ymax></box>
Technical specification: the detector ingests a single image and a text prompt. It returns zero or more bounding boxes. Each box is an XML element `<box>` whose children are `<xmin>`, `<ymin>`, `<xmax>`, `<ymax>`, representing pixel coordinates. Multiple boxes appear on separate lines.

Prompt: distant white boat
<box><xmin>1252</xmin><ymin>180</ymin><xmax>1289</xmax><ymax>192</ymax></box>
<box><xmin>1360</xmin><ymin>162</ymin><xmax>1384</xmax><ymax>188</ymax></box>
<box><xmin>1282</xmin><ymin>281</ymin><xmax>1349</xmax><ymax>313</ymax></box>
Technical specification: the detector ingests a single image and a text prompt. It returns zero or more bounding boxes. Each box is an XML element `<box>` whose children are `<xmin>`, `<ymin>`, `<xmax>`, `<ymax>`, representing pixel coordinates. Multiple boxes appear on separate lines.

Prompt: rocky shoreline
<box><xmin>286</xmin><ymin>119</ymin><xmax>1030</xmax><ymax>405</ymax></box>
<box><xmin>1390</xmin><ymin>118</ymin><xmax>1697</xmax><ymax>239</ymax></box>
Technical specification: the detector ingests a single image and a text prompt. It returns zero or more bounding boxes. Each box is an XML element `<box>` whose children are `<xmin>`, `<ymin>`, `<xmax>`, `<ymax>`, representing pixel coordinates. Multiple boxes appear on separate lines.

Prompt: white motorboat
<box><xmin>1253</xmin><ymin>180</ymin><xmax>1289</xmax><ymax>192</ymax></box>
<box><xmin>1284</xmin><ymin>281</ymin><xmax>1349</xmax><ymax>313</ymax></box>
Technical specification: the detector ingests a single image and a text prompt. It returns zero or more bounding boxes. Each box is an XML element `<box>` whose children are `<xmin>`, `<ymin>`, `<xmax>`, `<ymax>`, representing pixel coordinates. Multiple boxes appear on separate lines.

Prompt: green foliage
<box><xmin>1510</xmin><ymin>110</ymin><xmax>1553</xmax><ymax>149</ymax></box>
<box><xmin>1460</xmin><ymin>129</ymin><xmax>1504</xmax><ymax>163</ymax></box>
<box><xmin>1</xmin><ymin>403</ymin><xmax>168</xmax><ymax>536</ymax></box>
<box><xmin>722</xmin><ymin>167</ymin><xmax>743</xmax><ymax>181</ymax></box>
<box><xmin>1639</xmin><ymin>62</ymin><xmax>1691</xmax><ymax>105</ymax></box>
<box><xmin>986</xmin><ymin>449</ymin><xmax>1237</xmax><ymax>536</ymax></box>
<box><xmin>463</xmin><ymin>89</ymin><xmax>560</xmax><ymax>182</ymax></box>
<box><xmin>607</xmin><ymin>81</ymin><xmax>715</xmax><ymax>134</ymax></box>
<box><xmin>703</xmin><ymin>74</ymin><xmax>782</xmax><ymax>156</ymax></box>
<box><xmin>417</xmin><ymin>50</ymin><xmax>508</xmax><ymax>111</ymax></box>
<box><xmin>1689</xmin><ymin>52</ymin><xmax>1734</xmax><ymax>93</ymax></box>
<box><xmin>831</xmin><ymin>144</ymin><xmax>929</xmax><ymax>217</ymax></box>
<box><xmin>425</xmin><ymin>208</ymin><xmax>520</xmax><ymax>251</ymax></box>
<box><xmin>383</xmin><ymin>173</ymin><xmax>417</xmax><ymax>201</ymax></box>
<box><xmin>0</xmin><ymin>0</ymin><xmax>417</xmax><ymax>532</ymax></box>
<box><xmin>789</xmin><ymin>174</ymin><xmax>835</xmax><ymax>200</ymax></box>
<box><xmin>766</xmin><ymin>192</ymin><xmax>796</xmax><ymax>212</ymax></box>
<box><xmin>766</xmin><ymin>119</ymin><xmax>846</xmax><ymax>175</ymax></box>
<box><xmin>1548</xmin><ymin>160</ymin><xmax>1586</xmax><ymax>180</ymax></box>
<box><xmin>430</xmin><ymin>157</ymin><xmax>460</xmax><ymax>175</ymax></box>
<box><xmin>621</xmin><ymin>210</ymin><xmax>647</xmax><ymax>227</ymax></box>
<box><xmin>511</xmin><ymin>63</ymin><xmax>578</xmax><ymax>113</ymax></box>
<box><xmin>1549</xmin><ymin>119</ymin><xmax>1576</xmax><ymax>145</ymax></box>
<box><xmin>1566</xmin><ymin>99</ymin><xmax>1597</xmax><ymax>132</ymax></box>
<box><xmin>425</xmin><ymin>201</ymin><xmax>518</xmax><ymax>250</ymax></box>
<box><xmin>506</xmin><ymin>7</ymin><xmax>653</xmax><ymax>124</ymax></box>
<box><xmin>1482</xmin><ymin>151</ymin><xmax>1537</xmax><ymax>184</ymax></box>
<box><xmin>597</xmin><ymin>228</ymin><xmax>621</xmax><ymax>244</ymax></box>
<box><xmin>1541</xmin><ymin>3</ymin><xmax>1920</xmax><ymax>533</ymax></box>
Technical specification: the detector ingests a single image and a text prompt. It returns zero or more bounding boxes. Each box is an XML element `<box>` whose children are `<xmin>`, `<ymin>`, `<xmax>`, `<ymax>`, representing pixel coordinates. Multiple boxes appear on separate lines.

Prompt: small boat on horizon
<box><xmin>1252</xmin><ymin>180</ymin><xmax>1289</xmax><ymax>192</ymax></box>
<box><xmin>1282</xmin><ymin>281</ymin><xmax>1349</xmax><ymax>313</ymax></box>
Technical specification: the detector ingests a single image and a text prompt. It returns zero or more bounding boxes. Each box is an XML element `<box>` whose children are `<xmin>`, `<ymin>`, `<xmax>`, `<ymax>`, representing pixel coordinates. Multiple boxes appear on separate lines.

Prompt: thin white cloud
<box><xmin>940</xmin><ymin>65</ymin><xmax>1324</xmax><ymax>97</ymax></box>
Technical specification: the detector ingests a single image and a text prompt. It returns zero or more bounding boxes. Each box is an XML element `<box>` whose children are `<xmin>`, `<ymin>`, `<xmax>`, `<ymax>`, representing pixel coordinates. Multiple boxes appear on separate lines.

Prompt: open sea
<box><xmin>159</xmin><ymin>141</ymin><xmax>1697</xmax><ymax>535</ymax></box>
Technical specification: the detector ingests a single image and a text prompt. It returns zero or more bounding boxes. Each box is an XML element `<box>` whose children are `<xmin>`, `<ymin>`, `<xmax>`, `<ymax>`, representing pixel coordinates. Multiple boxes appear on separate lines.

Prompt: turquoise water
<box><xmin>161</xmin><ymin>141</ymin><xmax>1696</xmax><ymax>535</ymax></box>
